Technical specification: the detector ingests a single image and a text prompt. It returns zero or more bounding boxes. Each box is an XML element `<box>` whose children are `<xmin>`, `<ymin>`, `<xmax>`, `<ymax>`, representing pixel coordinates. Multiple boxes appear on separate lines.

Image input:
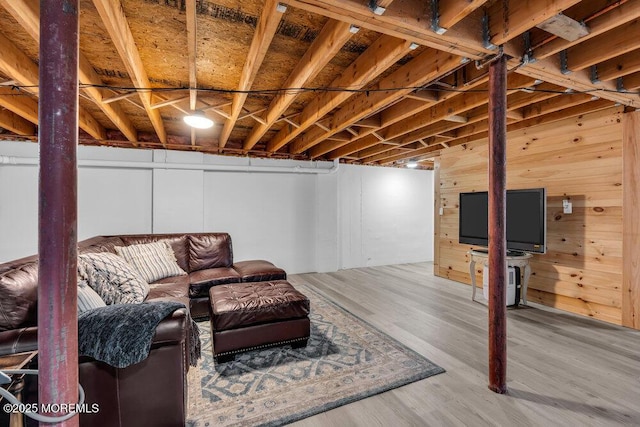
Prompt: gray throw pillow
<box><xmin>79</xmin><ymin>252</ymin><xmax>149</xmax><ymax>305</ymax></box>
<box><xmin>77</xmin><ymin>280</ymin><xmax>106</xmax><ymax>313</ymax></box>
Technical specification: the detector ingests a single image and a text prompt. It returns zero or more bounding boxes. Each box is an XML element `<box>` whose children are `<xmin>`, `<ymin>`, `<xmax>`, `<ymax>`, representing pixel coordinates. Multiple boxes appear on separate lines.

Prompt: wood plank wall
<box><xmin>435</xmin><ymin>106</ymin><xmax>625</xmax><ymax>326</ymax></box>
<box><xmin>623</xmin><ymin>111</ymin><xmax>640</xmax><ymax>329</ymax></box>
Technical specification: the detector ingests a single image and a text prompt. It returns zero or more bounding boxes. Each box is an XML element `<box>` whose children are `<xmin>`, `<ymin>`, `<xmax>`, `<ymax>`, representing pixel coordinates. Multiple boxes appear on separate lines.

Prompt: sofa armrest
<box><xmin>152</xmin><ymin>307</ymin><xmax>188</xmax><ymax>346</ymax></box>
<box><xmin>0</xmin><ymin>308</ymin><xmax>187</xmax><ymax>357</ymax></box>
<box><xmin>0</xmin><ymin>326</ymin><xmax>38</xmax><ymax>356</ymax></box>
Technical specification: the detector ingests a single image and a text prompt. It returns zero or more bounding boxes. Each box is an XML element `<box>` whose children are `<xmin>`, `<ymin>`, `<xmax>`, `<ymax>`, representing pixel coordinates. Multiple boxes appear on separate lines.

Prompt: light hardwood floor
<box><xmin>286</xmin><ymin>262</ymin><xmax>640</xmax><ymax>427</ymax></box>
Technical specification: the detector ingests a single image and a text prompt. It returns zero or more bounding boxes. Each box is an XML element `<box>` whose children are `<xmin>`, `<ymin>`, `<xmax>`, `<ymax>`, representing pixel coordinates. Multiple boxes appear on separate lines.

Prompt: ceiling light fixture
<box><xmin>406</xmin><ymin>160</ymin><xmax>418</xmax><ymax>169</ymax></box>
<box><xmin>183</xmin><ymin>111</ymin><xmax>214</xmax><ymax>129</ymax></box>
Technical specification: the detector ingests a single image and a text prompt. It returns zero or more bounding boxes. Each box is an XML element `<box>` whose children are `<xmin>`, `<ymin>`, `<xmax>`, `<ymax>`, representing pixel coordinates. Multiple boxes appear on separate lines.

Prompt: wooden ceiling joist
<box><xmin>532</xmin><ymin>0</ymin><xmax>640</xmax><ymax>61</ymax></box>
<box><xmin>283</xmin><ymin>0</ymin><xmax>490</xmax><ymax>59</ymax></box>
<box><xmin>593</xmin><ymin>50</ymin><xmax>640</xmax><ymax>83</ymax></box>
<box><xmin>302</xmin><ymin>48</ymin><xmax>467</xmax><ymax>157</ymax></box>
<box><xmin>242</xmin><ymin>18</ymin><xmax>354</xmax><ymax>151</ymax></box>
<box><xmin>431</xmin><ymin>0</ymin><xmax>488</xmax><ymax>33</ymax></box>
<box><xmin>267</xmin><ymin>34</ymin><xmax>414</xmax><ymax>153</ymax></box>
<box><xmin>563</xmin><ymin>19</ymin><xmax>640</xmax><ymax>72</ymax></box>
<box><xmin>488</xmin><ymin>0</ymin><xmax>583</xmax><ymax>46</ymax></box>
<box><xmin>0</xmin><ymin>107</ymin><xmax>35</xmax><ymax>135</ymax></box>
<box><xmin>0</xmin><ymin>31</ymin><xmax>106</xmax><ymax>140</ymax></box>
<box><xmin>0</xmin><ymin>87</ymin><xmax>40</xmax><ymax>124</ymax></box>
<box><xmin>220</xmin><ymin>0</ymin><xmax>285</xmax><ymax>149</ymax></box>
<box><xmin>92</xmin><ymin>0</ymin><xmax>167</xmax><ymax>145</ymax></box>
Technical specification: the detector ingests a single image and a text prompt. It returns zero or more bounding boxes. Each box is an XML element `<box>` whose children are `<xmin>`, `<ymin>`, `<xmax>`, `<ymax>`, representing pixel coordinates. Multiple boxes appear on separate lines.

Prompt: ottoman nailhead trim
<box><xmin>215</xmin><ymin>336</ymin><xmax>308</xmax><ymax>357</ymax></box>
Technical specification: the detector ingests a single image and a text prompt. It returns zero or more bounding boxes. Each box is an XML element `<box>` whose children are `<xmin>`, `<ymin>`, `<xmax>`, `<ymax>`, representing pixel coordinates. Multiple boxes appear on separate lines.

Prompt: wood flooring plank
<box><xmin>287</xmin><ymin>263</ymin><xmax>640</xmax><ymax>427</ymax></box>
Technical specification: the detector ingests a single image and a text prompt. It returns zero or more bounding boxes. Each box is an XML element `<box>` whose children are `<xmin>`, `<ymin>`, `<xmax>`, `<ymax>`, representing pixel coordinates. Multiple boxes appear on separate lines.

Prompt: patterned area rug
<box><xmin>186</xmin><ymin>285</ymin><xmax>444</xmax><ymax>426</ymax></box>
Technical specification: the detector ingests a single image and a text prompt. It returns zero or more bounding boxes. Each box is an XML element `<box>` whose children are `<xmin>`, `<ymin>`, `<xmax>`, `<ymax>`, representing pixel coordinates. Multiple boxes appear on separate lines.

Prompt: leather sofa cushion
<box><xmin>233</xmin><ymin>260</ymin><xmax>286</xmax><ymax>282</ymax></box>
<box><xmin>78</xmin><ymin>236</ymin><xmax>124</xmax><ymax>256</ymax></box>
<box><xmin>188</xmin><ymin>268</ymin><xmax>241</xmax><ymax>298</ymax></box>
<box><xmin>188</xmin><ymin>234</ymin><xmax>233</xmax><ymax>272</ymax></box>
<box><xmin>147</xmin><ymin>275</ymin><xmax>191</xmax><ymax>308</ymax></box>
<box><xmin>210</xmin><ymin>281</ymin><xmax>309</xmax><ymax>331</ymax></box>
<box><xmin>119</xmin><ymin>235</ymin><xmax>190</xmax><ymax>273</ymax></box>
<box><xmin>0</xmin><ymin>263</ymin><xmax>38</xmax><ymax>331</ymax></box>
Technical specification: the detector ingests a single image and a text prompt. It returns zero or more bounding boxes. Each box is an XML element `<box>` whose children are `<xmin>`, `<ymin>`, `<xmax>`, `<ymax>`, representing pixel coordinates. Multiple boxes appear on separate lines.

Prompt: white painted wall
<box><xmin>0</xmin><ymin>141</ymin><xmax>434</xmax><ymax>272</ymax></box>
<box><xmin>338</xmin><ymin>164</ymin><xmax>434</xmax><ymax>269</ymax></box>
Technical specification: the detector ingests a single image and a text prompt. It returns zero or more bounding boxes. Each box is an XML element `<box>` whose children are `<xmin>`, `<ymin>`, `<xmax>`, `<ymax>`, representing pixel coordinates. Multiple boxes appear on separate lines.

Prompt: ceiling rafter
<box><xmin>0</xmin><ymin>106</ymin><xmax>35</xmax><ymax>135</ymax></box>
<box><xmin>0</xmin><ymin>87</ymin><xmax>39</xmax><ymax>124</ymax></box>
<box><xmin>243</xmin><ymin>18</ymin><xmax>354</xmax><ymax>151</ymax></box>
<box><xmin>0</xmin><ymin>31</ymin><xmax>106</xmax><ymax>140</ymax></box>
<box><xmin>282</xmin><ymin>0</ymin><xmax>490</xmax><ymax>59</ymax></box>
<box><xmin>563</xmin><ymin>19</ymin><xmax>640</xmax><ymax>72</ymax></box>
<box><xmin>488</xmin><ymin>0</ymin><xmax>583</xmax><ymax>46</ymax></box>
<box><xmin>432</xmin><ymin>0</ymin><xmax>488</xmax><ymax>33</ymax></box>
<box><xmin>0</xmin><ymin>0</ymin><xmax>137</xmax><ymax>143</ymax></box>
<box><xmin>594</xmin><ymin>50</ymin><xmax>640</xmax><ymax>83</ymax></box>
<box><xmin>266</xmin><ymin>34</ymin><xmax>414</xmax><ymax>153</ymax></box>
<box><xmin>92</xmin><ymin>0</ymin><xmax>167</xmax><ymax>145</ymax></box>
<box><xmin>303</xmin><ymin>49</ymin><xmax>473</xmax><ymax>158</ymax></box>
<box><xmin>220</xmin><ymin>0</ymin><xmax>285</xmax><ymax>148</ymax></box>
<box><xmin>305</xmin><ymin>54</ymin><xmax>516</xmax><ymax>158</ymax></box>
<box><xmin>532</xmin><ymin>0</ymin><xmax>640</xmax><ymax>61</ymax></box>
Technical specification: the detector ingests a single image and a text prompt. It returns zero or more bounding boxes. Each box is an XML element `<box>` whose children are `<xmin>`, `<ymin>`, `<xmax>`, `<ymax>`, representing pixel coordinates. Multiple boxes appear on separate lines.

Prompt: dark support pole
<box><xmin>487</xmin><ymin>51</ymin><xmax>508</xmax><ymax>394</ymax></box>
<box><xmin>38</xmin><ymin>1</ymin><xmax>79</xmax><ymax>425</ymax></box>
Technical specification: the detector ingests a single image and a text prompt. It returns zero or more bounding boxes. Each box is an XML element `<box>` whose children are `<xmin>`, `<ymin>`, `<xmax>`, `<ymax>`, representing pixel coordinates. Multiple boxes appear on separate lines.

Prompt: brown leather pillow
<box><xmin>0</xmin><ymin>263</ymin><xmax>39</xmax><ymax>331</ymax></box>
<box><xmin>188</xmin><ymin>234</ymin><xmax>233</xmax><ymax>272</ymax></box>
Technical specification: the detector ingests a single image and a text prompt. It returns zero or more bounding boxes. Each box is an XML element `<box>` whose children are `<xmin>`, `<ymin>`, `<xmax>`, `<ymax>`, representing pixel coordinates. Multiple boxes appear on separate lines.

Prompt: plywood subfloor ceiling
<box><xmin>0</xmin><ymin>0</ymin><xmax>638</xmax><ymax>168</ymax></box>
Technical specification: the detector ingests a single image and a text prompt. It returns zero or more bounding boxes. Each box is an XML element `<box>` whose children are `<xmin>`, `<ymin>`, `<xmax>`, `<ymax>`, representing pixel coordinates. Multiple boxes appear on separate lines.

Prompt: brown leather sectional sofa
<box><xmin>0</xmin><ymin>232</ymin><xmax>286</xmax><ymax>427</ymax></box>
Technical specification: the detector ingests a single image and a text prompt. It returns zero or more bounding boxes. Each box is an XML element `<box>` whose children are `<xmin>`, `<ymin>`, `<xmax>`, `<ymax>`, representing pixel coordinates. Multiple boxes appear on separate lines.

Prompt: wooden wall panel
<box><xmin>623</xmin><ymin>111</ymin><xmax>640</xmax><ymax>329</ymax></box>
<box><xmin>436</xmin><ymin>107</ymin><xmax>626</xmax><ymax>325</ymax></box>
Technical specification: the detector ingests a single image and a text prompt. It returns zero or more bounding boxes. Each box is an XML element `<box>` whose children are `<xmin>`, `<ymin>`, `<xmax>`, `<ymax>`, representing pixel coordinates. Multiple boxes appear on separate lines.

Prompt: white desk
<box><xmin>468</xmin><ymin>249</ymin><xmax>533</xmax><ymax>305</ymax></box>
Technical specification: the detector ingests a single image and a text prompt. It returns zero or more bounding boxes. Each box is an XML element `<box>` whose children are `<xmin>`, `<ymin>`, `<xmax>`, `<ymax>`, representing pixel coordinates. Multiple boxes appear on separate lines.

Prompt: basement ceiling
<box><xmin>0</xmin><ymin>0</ymin><xmax>638</xmax><ymax>169</ymax></box>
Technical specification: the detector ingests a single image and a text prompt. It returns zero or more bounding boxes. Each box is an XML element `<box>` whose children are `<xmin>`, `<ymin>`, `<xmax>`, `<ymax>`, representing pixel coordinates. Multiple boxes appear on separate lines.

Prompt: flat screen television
<box><xmin>458</xmin><ymin>188</ymin><xmax>547</xmax><ymax>254</ymax></box>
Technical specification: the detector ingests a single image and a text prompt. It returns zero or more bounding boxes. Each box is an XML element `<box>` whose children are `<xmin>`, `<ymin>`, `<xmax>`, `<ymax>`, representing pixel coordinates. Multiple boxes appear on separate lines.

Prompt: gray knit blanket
<box><xmin>78</xmin><ymin>301</ymin><xmax>201</xmax><ymax>368</ymax></box>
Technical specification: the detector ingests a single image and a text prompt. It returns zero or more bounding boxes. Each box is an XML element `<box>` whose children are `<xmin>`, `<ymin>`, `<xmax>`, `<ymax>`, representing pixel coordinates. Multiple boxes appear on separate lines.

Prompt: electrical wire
<box><xmin>2</xmin><ymin>83</ymin><xmax>638</xmax><ymax>97</ymax></box>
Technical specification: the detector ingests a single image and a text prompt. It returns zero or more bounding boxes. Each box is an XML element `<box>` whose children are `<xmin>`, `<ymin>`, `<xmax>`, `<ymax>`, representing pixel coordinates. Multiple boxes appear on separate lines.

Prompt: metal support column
<box><xmin>487</xmin><ymin>52</ymin><xmax>508</xmax><ymax>394</ymax></box>
<box><xmin>38</xmin><ymin>0</ymin><xmax>80</xmax><ymax>425</ymax></box>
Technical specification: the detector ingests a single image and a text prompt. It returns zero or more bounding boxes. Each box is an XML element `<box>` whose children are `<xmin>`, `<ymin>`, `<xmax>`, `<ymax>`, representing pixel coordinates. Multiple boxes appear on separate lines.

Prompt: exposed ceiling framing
<box><xmin>0</xmin><ymin>0</ymin><xmax>637</xmax><ymax>169</ymax></box>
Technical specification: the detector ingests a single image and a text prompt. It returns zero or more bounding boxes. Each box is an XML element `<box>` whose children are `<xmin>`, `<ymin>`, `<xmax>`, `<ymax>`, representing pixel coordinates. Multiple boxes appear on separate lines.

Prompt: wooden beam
<box><xmin>404</xmin><ymin>90</ymin><xmax>439</xmax><ymax>102</ymax></box>
<box><xmin>565</xmin><ymin>19</ymin><xmax>640</xmax><ymax>72</ymax></box>
<box><xmin>0</xmin><ymin>107</ymin><xmax>36</xmax><ymax>135</ymax></box>
<box><xmin>1</xmin><ymin>0</ymin><xmax>137</xmax><ymax>142</ymax></box>
<box><xmin>623</xmin><ymin>110</ymin><xmax>640</xmax><ymax>329</ymax></box>
<box><xmin>623</xmin><ymin>71</ymin><xmax>640</xmax><ymax>90</ymax></box>
<box><xmin>488</xmin><ymin>0</ymin><xmax>582</xmax><ymax>46</ymax></box>
<box><xmin>594</xmin><ymin>50</ymin><xmax>640</xmax><ymax>82</ymax></box>
<box><xmin>267</xmin><ymin>35</ymin><xmax>413</xmax><ymax>153</ymax></box>
<box><xmin>92</xmin><ymin>0</ymin><xmax>167</xmax><ymax>145</ymax></box>
<box><xmin>186</xmin><ymin>0</ymin><xmax>197</xmax><ymax>111</ymax></box>
<box><xmin>221</xmin><ymin>0</ymin><xmax>284</xmax><ymax>148</ymax></box>
<box><xmin>302</xmin><ymin>48</ymin><xmax>465</xmax><ymax>157</ymax></box>
<box><xmin>0</xmin><ymin>87</ymin><xmax>39</xmax><ymax>123</ymax></box>
<box><xmin>433</xmin><ymin>0</ymin><xmax>487</xmax><ymax>32</ymax></box>
<box><xmin>515</xmin><ymin>56</ymin><xmax>639</xmax><ymax>108</ymax></box>
<box><xmin>151</xmin><ymin>95</ymin><xmax>190</xmax><ymax>110</ymax></box>
<box><xmin>242</xmin><ymin>19</ymin><xmax>353</xmax><ymax>151</ymax></box>
<box><xmin>282</xmin><ymin>0</ymin><xmax>489</xmax><ymax>60</ymax></box>
<box><xmin>536</xmin><ymin>13</ymin><xmax>589</xmax><ymax>42</ymax></box>
<box><xmin>533</xmin><ymin>0</ymin><xmax>640</xmax><ymax>60</ymax></box>
<box><xmin>0</xmin><ymin>31</ymin><xmax>106</xmax><ymax>140</ymax></box>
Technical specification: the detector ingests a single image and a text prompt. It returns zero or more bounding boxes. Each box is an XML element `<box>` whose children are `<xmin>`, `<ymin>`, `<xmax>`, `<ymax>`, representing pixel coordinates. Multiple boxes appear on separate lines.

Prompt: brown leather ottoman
<box><xmin>209</xmin><ymin>280</ymin><xmax>310</xmax><ymax>362</ymax></box>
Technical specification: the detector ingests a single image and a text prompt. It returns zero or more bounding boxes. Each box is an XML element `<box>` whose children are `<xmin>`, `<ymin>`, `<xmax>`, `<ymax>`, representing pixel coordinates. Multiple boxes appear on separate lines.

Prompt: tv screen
<box><xmin>458</xmin><ymin>188</ymin><xmax>546</xmax><ymax>254</ymax></box>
